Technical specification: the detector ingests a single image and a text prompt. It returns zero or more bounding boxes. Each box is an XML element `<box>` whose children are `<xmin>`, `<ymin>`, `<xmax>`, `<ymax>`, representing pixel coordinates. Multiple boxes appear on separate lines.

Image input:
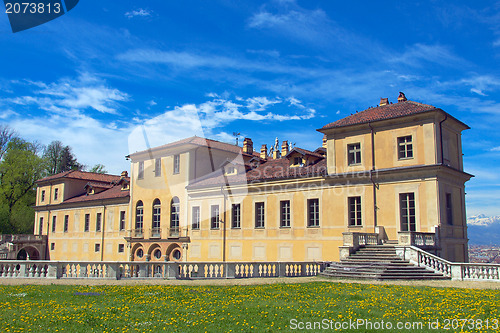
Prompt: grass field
<box><xmin>0</xmin><ymin>281</ymin><xmax>499</xmax><ymax>332</ymax></box>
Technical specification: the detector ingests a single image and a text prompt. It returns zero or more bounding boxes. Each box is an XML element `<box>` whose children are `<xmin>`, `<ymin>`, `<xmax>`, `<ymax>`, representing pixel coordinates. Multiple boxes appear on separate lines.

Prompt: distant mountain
<box><xmin>467</xmin><ymin>215</ymin><xmax>500</xmax><ymax>245</ymax></box>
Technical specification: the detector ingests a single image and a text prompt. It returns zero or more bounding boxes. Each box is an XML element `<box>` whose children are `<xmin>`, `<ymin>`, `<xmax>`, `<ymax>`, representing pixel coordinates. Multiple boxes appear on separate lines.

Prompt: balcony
<box><xmin>168</xmin><ymin>227</ymin><xmax>180</xmax><ymax>238</ymax></box>
<box><xmin>131</xmin><ymin>228</ymin><xmax>144</xmax><ymax>239</ymax></box>
<box><xmin>150</xmin><ymin>227</ymin><xmax>161</xmax><ymax>239</ymax></box>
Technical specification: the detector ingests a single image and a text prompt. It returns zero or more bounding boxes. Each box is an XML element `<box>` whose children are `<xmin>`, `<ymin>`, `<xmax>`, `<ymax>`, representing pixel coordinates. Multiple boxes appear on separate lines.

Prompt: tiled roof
<box><xmin>321</xmin><ymin>100</ymin><xmax>438</xmax><ymax>130</ymax></box>
<box><xmin>84</xmin><ymin>182</ymin><xmax>114</xmax><ymax>189</ymax></box>
<box><xmin>63</xmin><ymin>185</ymin><xmax>129</xmax><ymax>204</ymax></box>
<box><xmin>130</xmin><ymin>136</ymin><xmax>257</xmax><ymax>157</ymax></box>
<box><xmin>188</xmin><ymin>156</ymin><xmax>327</xmax><ymax>188</ymax></box>
<box><xmin>37</xmin><ymin>170</ymin><xmax>122</xmax><ymax>184</ymax></box>
<box><xmin>287</xmin><ymin>147</ymin><xmax>324</xmax><ymax>159</ymax></box>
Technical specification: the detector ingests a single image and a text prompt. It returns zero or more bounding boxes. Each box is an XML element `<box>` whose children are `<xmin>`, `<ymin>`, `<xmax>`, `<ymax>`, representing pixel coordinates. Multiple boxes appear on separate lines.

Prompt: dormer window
<box><xmin>225</xmin><ymin>166</ymin><xmax>237</xmax><ymax>175</ymax></box>
<box><xmin>292</xmin><ymin>157</ymin><xmax>303</xmax><ymax>166</ymax></box>
<box><xmin>121</xmin><ymin>182</ymin><xmax>129</xmax><ymax>191</ymax></box>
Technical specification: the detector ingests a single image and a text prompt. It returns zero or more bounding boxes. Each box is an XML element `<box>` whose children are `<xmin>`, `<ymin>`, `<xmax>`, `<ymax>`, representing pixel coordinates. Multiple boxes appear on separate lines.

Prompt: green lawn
<box><xmin>0</xmin><ymin>281</ymin><xmax>498</xmax><ymax>332</ymax></box>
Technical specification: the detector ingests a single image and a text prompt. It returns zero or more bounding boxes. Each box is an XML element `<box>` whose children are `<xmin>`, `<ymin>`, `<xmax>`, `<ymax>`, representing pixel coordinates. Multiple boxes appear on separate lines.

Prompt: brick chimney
<box><xmin>260</xmin><ymin>144</ymin><xmax>267</xmax><ymax>159</ymax></box>
<box><xmin>243</xmin><ymin>138</ymin><xmax>253</xmax><ymax>154</ymax></box>
<box><xmin>398</xmin><ymin>92</ymin><xmax>407</xmax><ymax>102</ymax></box>
<box><xmin>322</xmin><ymin>135</ymin><xmax>327</xmax><ymax>148</ymax></box>
<box><xmin>379</xmin><ymin>98</ymin><xmax>389</xmax><ymax>106</ymax></box>
<box><xmin>281</xmin><ymin>140</ymin><xmax>289</xmax><ymax>157</ymax></box>
<box><xmin>121</xmin><ymin>171</ymin><xmax>128</xmax><ymax>178</ymax></box>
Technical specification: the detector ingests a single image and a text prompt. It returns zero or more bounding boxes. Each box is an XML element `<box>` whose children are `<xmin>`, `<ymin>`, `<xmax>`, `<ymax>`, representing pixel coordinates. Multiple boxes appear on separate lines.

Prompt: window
<box><xmin>398</xmin><ymin>136</ymin><xmax>413</xmax><ymax>159</ymax></box>
<box><xmin>84</xmin><ymin>214</ymin><xmax>90</xmax><ymax>232</ymax></box>
<box><xmin>347</xmin><ymin>143</ymin><xmax>361</xmax><ymax>165</ymax></box>
<box><xmin>232</xmin><ymin>204</ymin><xmax>241</xmax><ymax>228</ymax></box>
<box><xmin>118</xmin><ymin>244</ymin><xmax>124</xmax><ymax>253</ymax></box>
<box><xmin>400</xmin><ymin>193</ymin><xmax>416</xmax><ymax>232</ymax></box>
<box><xmin>226</xmin><ymin>166</ymin><xmax>236</xmax><ymax>175</ymax></box>
<box><xmin>155</xmin><ymin>158</ymin><xmax>161</xmax><ymax>177</ymax></box>
<box><xmin>293</xmin><ymin>157</ymin><xmax>302</xmax><ymax>166</ymax></box>
<box><xmin>136</xmin><ymin>248</ymin><xmax>144</xmax><ymax>258</ymax></box>
<box><xmin>119</xmin><ymin>211</ymin><xmax>126</xmax><ymax>231</ymax></box>
<box><xmin>348</xmin><ymin>197</ymin><xmax>362</xmax><ymax>226</ymax></box>
<box><xmin>154</xmin><ymin>249</ymin><xmax>162</xmax><ymax>259</ymax></box>
<box><xmin>135</xmin><ymin>201</ymin><xmax>144</xmax><ymax>230</ymax></box>
<box><xmin>170</xmin><ymin>197</ymin><xmax>180</xmax><ymax>229</ymax></box>
<box><xmin>280</xmin><ymin>200</ymin><xmax>291</xmax><ymax>227</ymax></box>
<box><xmin>96</xmin><ymin>213</ymin><xmax>102</xmax><ymax>232</ymax></box>
<box><xmin>173</xmin><ymin>154</ymin><xmax>180</xmax><ymax>174</ymax></box>
<box><xmin>52</xmin><ymin>216</ymin><xmax>56</xmax><ymax>233</ymax></box>
<box><xmin>95</xmin><ymin>244</ymin><xmax>101</xmax><ymax>252</ymax></box>
<box><xmin>255</xmin><ymin>202</ymin><xmax>265</xmax><ymax>228</ymax></box>
<box><xmin>446</xmin><ymin>193</ymin><xmax>453</xmax><ymax>225</ymax></box>
<box><xmin>41</xmin><ymin>190</ymin><xmax>45</xmax><ymax>202</ymax></box>
<box><xmin>192</xmin><ymin>206</ymin><xmax>200</xmax><ymax>230</ymax></box>
<box><xmin>307</xmin><ymin>199</ymin><xmax>320</xmax><ymax>227</ymax></box>
<box><xmin>211</xmin><ymin>205</ymin><xmax>220</xmax><ymax>229</ymax></box>
<box><xmin>54</xmin><ymin>188</ymin><xmax>58</xmax><ymax>200</ymax></box>
<box><xmin>50</xmin><ymin>243</ymin><xmax>55</xmax><ymax>251</ymax></box>
<box><xmin>153</xmin><ymin>199</ymin><xmax>161</xmax><ymax>230</ymax></box>
<box><xmin>39</xmin><ymin>217</ymin><xmax>43</xmax><ymax>235</ymax></box>
<box><xmin>64</xmin><ymin>215</ymin><xmax>69</xmax><ymax>233</ymax></box>
<box><xmin>138</xmin><ymin>161</ymin><xmax>144</xmax><ymax>179</ymax></box>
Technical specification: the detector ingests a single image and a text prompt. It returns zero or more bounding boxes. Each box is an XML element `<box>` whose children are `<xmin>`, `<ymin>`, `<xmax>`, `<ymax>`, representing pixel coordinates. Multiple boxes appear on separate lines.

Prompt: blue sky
<box><xmin>1</xmin><ymin>0</ymin><xmax>500</xmax><ymax>216</ymax></box>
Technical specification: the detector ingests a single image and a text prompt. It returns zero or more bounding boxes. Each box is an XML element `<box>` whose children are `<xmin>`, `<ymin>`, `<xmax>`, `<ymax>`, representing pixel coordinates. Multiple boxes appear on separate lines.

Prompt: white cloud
<box><xmin>0</xmin><ymin>109</ymin><xmax>19</xmax><ymax>119</ymax></box>
<box><xmin>389</xmin><ymin>43</ymin><xmax>466</xmax><ymax>67</ymax></box>
<box><xmin>6</xmin><ymin>73</ymin><xmax>129</xmax><ymax>115</ymax></box>
<box><xmin>125</xmin><ymin>9</ymin><xmax>152</xmax><ymax>19</ymax></box>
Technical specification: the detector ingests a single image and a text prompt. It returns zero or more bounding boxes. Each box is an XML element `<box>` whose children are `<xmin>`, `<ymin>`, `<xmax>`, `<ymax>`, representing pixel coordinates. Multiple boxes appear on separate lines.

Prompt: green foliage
<box><xmin>44</xmin><ymin>140</ymin><xmax>83</xmax><ymax>175</ymax></box>
<box><xmin>89</xmin><ymin>163</ymin><xmax>107</xmax><ymax>174</ymax></box>
<box><xmin>0</xmin><ymin>138</ymin><xmax>46</xmax><ymax>234</ymax></box>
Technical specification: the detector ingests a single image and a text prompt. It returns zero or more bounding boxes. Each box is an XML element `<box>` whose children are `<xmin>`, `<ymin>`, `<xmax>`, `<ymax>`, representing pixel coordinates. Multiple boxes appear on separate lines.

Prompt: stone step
<box><xmin>320</xmin><ymin>244</ymin><xmax>448</xmax><ymax>281</ymax></box>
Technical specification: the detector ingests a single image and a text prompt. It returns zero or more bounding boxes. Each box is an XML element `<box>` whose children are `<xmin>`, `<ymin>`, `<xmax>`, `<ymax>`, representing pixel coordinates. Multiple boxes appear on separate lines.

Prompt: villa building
<box><xmin>31</xmin><ymin>93</ymin><xmax>473</xmax><ymax>263</ymax></box>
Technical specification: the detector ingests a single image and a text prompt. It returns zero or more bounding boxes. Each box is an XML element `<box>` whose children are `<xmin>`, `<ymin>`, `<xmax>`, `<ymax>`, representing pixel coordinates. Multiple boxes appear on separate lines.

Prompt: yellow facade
<box><xmin>33</xmin><ymin>96</ymin><xmax>473</xmax><ymax>263</ymax></box>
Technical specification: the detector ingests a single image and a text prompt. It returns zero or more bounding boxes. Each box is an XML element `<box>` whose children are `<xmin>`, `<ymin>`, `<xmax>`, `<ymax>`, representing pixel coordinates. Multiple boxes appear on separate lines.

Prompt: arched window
<box><xmin>152</xmin><ymin>199</ymin><xmax>161</xmax><ymax>229</ymax></box>
<box><xmin>152</xmin><ymin>199</ymin><xmax>161</xmax><ymax>238</ymax></box>
<box><xmin>135</xmin><ymin>201</ymin><xmax>144</xmax><ymax>230</ymax></box>
<box><xmin>170</xmin><ymin>197</ymin><xmax>180</xmax><ymax>229</ymax></box>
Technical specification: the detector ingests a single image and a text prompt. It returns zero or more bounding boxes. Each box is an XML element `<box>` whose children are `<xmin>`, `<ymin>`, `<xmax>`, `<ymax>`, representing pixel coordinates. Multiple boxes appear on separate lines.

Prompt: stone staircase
<box><xmin>321</xmin><ymin>245</ymin><xmax>449</xmax><ymax>280</ymax></box>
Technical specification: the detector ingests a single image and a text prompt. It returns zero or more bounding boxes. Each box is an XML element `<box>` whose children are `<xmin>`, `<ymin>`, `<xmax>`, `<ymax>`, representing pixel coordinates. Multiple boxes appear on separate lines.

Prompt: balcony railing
<box><xmin>131</xmin><ymin>228</ymin><xmax>144</xmax><ymax>239</ymax></box>
<box><xmin>150</xmin><ymin>227</ymin><xmax>161</xmax><ymax>239</ymax></box>
<box><xmin>0</xmin><ymin>261</ymin><xmax>326</xmax><ymax>280</ymax></box>
<box><xmin>398</xmin><ymin>231</ymin><xmax>437</xmax><ymax>249</ymax></box>
<box><xmin>168</xmin><ymin>227</ymin><xmax>180</xmax><ymax>238</ymax></box>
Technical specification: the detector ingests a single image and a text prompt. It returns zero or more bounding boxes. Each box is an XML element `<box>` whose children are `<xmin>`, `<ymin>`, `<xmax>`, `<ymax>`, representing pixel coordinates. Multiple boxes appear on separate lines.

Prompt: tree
<box><xmin>0</xmin><ymin>138</ymin><xmax>47</xmax><ymax>234</ymax></box>
<box><xmin>0</xmin><ymin>124</ymin><xmax>17</xmax><ymax>161</ymax></box>
<box><xmin>89</xmin><ymin>164</ymin><xmax>107</xmax><ymax>174</ymax></box>
<box><xmin>44</xmin><ymin>141</ymin><xmax>83</xmax><ymax>175</ymax></box>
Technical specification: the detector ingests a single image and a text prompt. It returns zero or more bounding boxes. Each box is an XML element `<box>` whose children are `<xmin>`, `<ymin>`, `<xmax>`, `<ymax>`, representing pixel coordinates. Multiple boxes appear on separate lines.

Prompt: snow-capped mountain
<box><xmin>467</xmin><ymin>214</ymin><xmax>500</xmax><ymax>245</ymax></box>
<box><xmin>467</xmin><ymin>214</ymin><xmax>500</xmax><ymax>226</ymax></box>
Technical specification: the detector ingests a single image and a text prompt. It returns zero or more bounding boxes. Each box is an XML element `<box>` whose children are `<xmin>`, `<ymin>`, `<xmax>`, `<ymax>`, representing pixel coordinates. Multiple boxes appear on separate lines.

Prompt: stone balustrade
<box><xmin>0</xmin><ymin>261</ymin><xmax>325</xmax><ymax>280</ymax></box>
<box><xmin>395</xmin><ymin>245</ymin><xmax>500</xmax><ymax>281</ymax></box>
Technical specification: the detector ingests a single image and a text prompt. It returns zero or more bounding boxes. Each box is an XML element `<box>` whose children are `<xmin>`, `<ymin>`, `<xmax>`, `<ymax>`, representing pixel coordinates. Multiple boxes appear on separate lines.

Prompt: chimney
<box><xmin>273</xmin><ymin>149</ymin><xmax>280</xmax><ymax>159</ymax></box>
<box><xmin>379</xmin><ymin>98</ymin><xmax>389</xmax><ymax>106</ymax></box>
<box><xmin>121</xmin><ymin>171</ymin><xmax>128</xmax><ymax>178</ymax></box>
<box><xmin>322</xmin><ymin>135</ymin><xmax>327</xmax><ymax>148</ymax></box>
<box><xmin>398</xmin><ymin>92</ymin><xmax>407</xmax><ymax>102</ymax></box>
<box><xmin>260</xmin><ymin>144</ymin><xmax>267</xmax><ymax>159</ymax></box>
<box><xmin>281</xmin><ymin>140</ymin><xmax>289</xmax><ymax>157</ymax></box>
<box><xmin>243</xmin><ymin>138</ymin><xmax>253</xmax><ymax>154</ymax></box>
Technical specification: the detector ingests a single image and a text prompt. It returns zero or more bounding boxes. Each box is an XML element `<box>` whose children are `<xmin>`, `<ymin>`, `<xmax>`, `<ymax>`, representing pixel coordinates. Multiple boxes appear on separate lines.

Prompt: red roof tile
<box><xmin>37</xmin><ymin>170</ymin><xmax>122</xmax><ymax>184</ymax></box>
<box><xmin>129</xmin><ymin>136</ymin><xmax>254</xmax><ymax>157</ymax></box>
<box><xmin>321</xmin><ymin>100</ymin><xmax>438</xmax><ymax>130</ymax></box>
<box><xmin>188</xmin><ymin>157</ymin><xmax>327</xmax><ymax>188</ymax></box>
<box><xmin>63</xmin><ymin>185</ymin><xmax>129</xmax><ymax>204</ymax></box>
<box><xmin>286</xmin><ymin>147</ymin><xmax>324</xmax><ymax>159</ymax></box>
